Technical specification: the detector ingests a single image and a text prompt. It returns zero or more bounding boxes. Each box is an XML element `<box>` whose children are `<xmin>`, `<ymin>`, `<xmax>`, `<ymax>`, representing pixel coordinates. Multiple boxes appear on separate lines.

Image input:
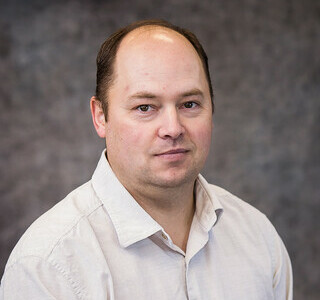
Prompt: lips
<box><xmin>155</xmin><ymin>148</ymin><xmax>189</xmax><ymax>156</ymax></box>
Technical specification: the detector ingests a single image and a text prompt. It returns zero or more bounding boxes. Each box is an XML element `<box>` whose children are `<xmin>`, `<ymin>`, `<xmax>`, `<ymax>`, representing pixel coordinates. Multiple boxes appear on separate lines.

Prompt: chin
<box><xmin>148</xmin><ymin>170</ymin><xmax>198</xmax><ymax>188</ymax></box>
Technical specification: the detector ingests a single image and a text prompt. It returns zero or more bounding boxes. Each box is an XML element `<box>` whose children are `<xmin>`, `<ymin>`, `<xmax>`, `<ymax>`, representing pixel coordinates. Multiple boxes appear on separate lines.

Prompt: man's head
<box><xmin>90</xmin><ymin>20</ymin><xmax>213</xmax><ymax>193</ymax></box>
<box><xmin>95</xmin><ymin>19</ymin><xmax>214</xmax><ymax>120</ymax></box>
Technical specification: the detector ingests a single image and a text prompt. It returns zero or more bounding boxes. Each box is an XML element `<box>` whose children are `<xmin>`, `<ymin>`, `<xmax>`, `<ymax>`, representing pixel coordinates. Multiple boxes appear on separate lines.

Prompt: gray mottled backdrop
<box><xmin>0</xmin><ymin>0</ymin><xmax>319</xmax><ymax>298</ymax></box>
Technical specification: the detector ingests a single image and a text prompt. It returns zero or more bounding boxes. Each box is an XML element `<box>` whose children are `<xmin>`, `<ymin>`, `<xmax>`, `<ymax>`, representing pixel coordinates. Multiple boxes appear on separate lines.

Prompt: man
<box><xmin>0</xmin><ymin>20</ymin><xmax>292</xmax><ymax>299</ymax></box>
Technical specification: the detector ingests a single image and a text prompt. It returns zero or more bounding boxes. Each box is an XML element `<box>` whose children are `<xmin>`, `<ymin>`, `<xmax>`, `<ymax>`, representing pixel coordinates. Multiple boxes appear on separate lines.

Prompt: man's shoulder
<box><xmin>208</xmin><ymin>183</ymin><xmax>262</xmax><ymax>212</ymax></box>
<box><xmin>206</xmin><ymin>182</ymin><xmax>274</xmax><ymax>232</ymax></box>
<box><xmin>205</xmin><ymin>182</ymin><xmax>284</xmax><ymax>259</ymax></box>
<box><xmin>6</xmin><ymin>180</ymin><xmax>103</xmax><ymax>268</ymax></box>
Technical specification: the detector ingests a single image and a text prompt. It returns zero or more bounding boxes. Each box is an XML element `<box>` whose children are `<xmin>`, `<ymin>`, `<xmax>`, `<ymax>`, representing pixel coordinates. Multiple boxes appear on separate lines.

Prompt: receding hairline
<box><xmin>117</xmin><ymin>24</ymin><xmax>197</xmax><ymax>52</ymax></box>
<box><xmin>109</xmin><ymin>24</ymin><xmax>207</xmax><ymax>95</ymax></box>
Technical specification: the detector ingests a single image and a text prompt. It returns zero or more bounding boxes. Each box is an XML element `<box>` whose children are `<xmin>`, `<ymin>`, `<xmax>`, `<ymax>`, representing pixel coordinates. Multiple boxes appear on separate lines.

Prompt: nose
<box><xmin>158</xmin><ymin>107</ymin><xmax>185</xmax><ymax>140</ymax></box>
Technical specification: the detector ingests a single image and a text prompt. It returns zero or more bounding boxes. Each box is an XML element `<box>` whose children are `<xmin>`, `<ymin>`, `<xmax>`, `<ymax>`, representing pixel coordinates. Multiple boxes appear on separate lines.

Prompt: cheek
<box><xmin>108</xmin><ymin>121</ymin><xmax>149</xmax><ymax>153</ymax></box>
<box><xmin>191</xmin><ymin>121</ymin><xmax>212</xmax><ymax>150</ymax></box>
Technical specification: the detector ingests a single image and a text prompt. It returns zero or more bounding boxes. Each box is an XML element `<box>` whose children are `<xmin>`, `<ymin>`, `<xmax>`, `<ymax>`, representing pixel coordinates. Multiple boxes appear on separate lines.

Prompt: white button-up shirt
<box><xmin>0</xmin><ymin>150</ymin><xmax>293</xmax><ymax>299</ymax></box>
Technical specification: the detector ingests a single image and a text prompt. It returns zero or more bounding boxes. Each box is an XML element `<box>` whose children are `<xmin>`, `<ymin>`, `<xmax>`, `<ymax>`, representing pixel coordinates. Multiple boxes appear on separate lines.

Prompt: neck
<box><xmin>128</xmin><ymin>181</ymin><xmax>196</xmax><ymax>252</ymax></box>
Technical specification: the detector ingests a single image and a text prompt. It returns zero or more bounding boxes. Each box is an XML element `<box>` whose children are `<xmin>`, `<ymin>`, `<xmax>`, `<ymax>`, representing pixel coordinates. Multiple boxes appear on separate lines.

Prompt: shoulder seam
<box><xmin>3</xmin><ymin>255</ymin><xmax>86</xmax><ymax>299</ymax></box>
<box><xmin>46</xmin><ymin>201</ymin><xmax>103</xmax><ymax>259</ymax></box>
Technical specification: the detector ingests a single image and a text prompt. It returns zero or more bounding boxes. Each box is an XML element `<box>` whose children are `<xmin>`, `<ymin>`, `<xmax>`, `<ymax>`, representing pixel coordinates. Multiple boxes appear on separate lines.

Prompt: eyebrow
<box><xmin>129</xmin><ymin>91</ymin><xmax>157</xmax><ymax>100</ymax></box>
<box><xmin>128</xmin><ymin>88</ymin><xmax>204</xmax><ymax>100</ymax></box>
<box><xmin>180</xmin><ymin>88</ymin><xmax>204</xmax><ymax>98</ymax></box>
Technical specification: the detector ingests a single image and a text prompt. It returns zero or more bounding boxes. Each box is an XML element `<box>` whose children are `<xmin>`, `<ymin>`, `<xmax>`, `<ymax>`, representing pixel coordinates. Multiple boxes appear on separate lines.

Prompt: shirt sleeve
<box><xmin>270</xmin><ymin>226</ymin><xmax>293</xmax><ymax>300</ymax></box>
<box><xmin>0</xmin><ymin>256</ymin><xmax>82</xmax><ymax>300</ymax></box>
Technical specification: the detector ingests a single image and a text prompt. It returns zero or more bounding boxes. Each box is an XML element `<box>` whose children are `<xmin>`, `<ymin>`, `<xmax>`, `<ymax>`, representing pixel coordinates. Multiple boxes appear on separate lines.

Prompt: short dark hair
<box><xmin>95</xmin><ymin>19</ymin><xmax>214</xmax><ymax>119</ymax></box>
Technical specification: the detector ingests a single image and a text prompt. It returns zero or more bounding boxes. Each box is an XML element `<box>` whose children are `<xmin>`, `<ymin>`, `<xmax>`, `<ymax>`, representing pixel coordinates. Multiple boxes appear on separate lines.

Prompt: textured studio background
<box><xmin>0</xmin><ymin>0</ymin><xmax>319</xmax><ymax>298</ymax></box>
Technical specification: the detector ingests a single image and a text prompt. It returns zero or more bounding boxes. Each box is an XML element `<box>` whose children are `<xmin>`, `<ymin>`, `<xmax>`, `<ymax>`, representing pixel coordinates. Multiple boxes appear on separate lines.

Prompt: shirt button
<box><xmin>161</xmin><ymin>233</ymin><xmax>168</xmax><ymax>240</ymax></box>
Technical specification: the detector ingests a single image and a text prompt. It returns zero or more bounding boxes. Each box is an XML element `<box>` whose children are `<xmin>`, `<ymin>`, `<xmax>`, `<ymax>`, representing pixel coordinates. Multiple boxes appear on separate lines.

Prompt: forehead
<box><xmin>113</xmin><ymin>26</ymin><xmax>205</xmax><ymax>91</ymax></box>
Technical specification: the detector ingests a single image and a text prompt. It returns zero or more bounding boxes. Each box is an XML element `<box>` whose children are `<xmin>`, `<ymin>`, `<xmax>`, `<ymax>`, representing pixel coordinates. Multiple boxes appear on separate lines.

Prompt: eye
<box><xmin>137</xmin><ymin>104</ymin><xmax>152</xmax><ymax>112</ymax></box>
<box><xmin>183</xmin><ymin>101</ymin><xmax>197</xmax><ymax>109</ymax></box>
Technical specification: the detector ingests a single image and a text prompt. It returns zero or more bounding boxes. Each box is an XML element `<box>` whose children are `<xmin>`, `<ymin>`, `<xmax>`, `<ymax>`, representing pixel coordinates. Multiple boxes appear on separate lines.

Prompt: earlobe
<box><xmin>90</xmin><ymin>96</ymin><xmax>106</xmax><ymax>138</ymax></box>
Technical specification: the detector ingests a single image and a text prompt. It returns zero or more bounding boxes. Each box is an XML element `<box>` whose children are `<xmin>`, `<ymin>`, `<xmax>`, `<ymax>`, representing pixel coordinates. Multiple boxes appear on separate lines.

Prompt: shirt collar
<box><xmin>194</xmin><ymin>174</ymin><xmax>223</xmax><ymax>231</ymax></box>
<box><xmin>92</xmin><ymin>150</ymin><xmax>162</xmax><ymax>248</ymax></box>
<box><xmin>92</xmin><ymin>150</ymin><xmax>223</xmax><ymax>248</ymax></box>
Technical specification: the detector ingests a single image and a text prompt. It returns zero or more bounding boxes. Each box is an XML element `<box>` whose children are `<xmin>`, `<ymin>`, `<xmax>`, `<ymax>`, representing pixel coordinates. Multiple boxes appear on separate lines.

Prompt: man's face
<box><xmin>96</xmin><ymin>27</ymin><xmax>213</xmax><ymax>191</ymax></box>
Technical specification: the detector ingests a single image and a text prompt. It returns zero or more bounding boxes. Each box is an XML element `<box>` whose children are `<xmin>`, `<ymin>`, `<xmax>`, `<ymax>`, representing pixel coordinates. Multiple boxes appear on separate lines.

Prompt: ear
<box><xmin>90</xmin><ymin>96</ymin><xmax>106</xmax><ymax>138</ymax></box>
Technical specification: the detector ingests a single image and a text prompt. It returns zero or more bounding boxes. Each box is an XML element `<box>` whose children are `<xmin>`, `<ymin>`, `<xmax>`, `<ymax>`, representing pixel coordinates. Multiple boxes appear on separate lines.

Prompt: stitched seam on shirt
<box><xmin>263</xmin><ymin>214</ymin><xmax>276</xmax><ymax>275</ymax></box>
<box><xmin>46</xmin><ymin>201</ymin><xmax>103</xmax><ymax>259</ymax></box>
<box><xmin>4</xmin><ymin>255</ymin><xmax>85</xmax><ymax>299</ymax></box>
<box><xmin>44</xmin><ymin>183</ymin><xmax>103</xmax><ymax>259</ymax></box>
<box><xmin>41</xmin><ymin>201</ymin><xmax>104</xmax><ymax>299</ymax></box>
<box><xmin>248</xmin><ymin>212</ymin><xmax>276</xmax><ymax>281</ymax></box>
<box><xmin>48</xmin><ymin>258</ymin><xmax>87</xmax><ymax>299</ymax></box>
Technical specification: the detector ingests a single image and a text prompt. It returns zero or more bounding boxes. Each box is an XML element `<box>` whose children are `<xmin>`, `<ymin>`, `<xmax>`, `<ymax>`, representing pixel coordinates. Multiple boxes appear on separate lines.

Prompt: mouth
<box><xmin>156</xmin><ymin>148</ymin><xmax>189</xmax><ymax>155</ymax></box>
<box><xmin>154</xmin><ymin>148</ymin><xmax>190</xmax><ymax>160</ymax></box>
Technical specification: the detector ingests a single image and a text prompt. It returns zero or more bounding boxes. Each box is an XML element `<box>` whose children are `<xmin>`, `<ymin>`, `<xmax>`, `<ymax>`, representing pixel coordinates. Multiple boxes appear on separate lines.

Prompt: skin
<box><xmin>91</xmin><ymin>26</ymin><xmax>213</xmax><ymax>251</ymax></box>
